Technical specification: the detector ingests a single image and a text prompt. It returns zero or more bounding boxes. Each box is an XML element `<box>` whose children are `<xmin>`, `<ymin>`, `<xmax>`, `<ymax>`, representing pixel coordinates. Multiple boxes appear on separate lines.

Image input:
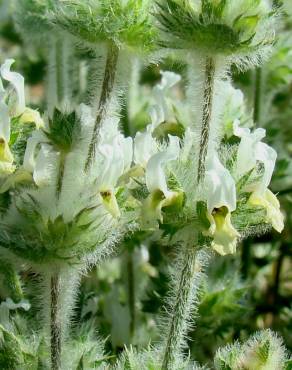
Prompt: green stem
<box><xmin>161</xmin><ymin>246</ymin><xmax>201</xmax><ymax>370</ymax></box>
<box><xmin>197</xmin><ymin>57</ymin><xmax>216</xmax><ymax>184</ymax></box>
<box><xmin>55</xmin><ymin>38</ymin><xmax>64</xmax><ymax>105</ymax></box>
<box><xmin>50</xmin><ymin>273</ymin><xmax>61</xmax><ymax>370</ymax></box>
<box><xmin>84</xmin><ymin>43</ymin><xmax>119</xmax><ymax>172</ymax></box>
<box><xmin>56</xmin><ymin>152</ymin><xmax>66</xmax><ymax>200</ymax></box>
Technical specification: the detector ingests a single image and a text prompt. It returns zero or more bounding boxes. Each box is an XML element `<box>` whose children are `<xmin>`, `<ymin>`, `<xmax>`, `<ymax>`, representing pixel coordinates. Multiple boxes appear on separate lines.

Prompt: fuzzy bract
<box><xmin>156</xmin><ymin>0</ymin><xmax>277</xmax><ymax>65</ymax></box>
<box><xmin>53</xmin><ymin>0</ymin><xmax>157</xmax><ymax>54</ymax></box>
<box><xmin>14</xmin><ymin>0</ymin><xmax>56</xmax><ymax>46</ymax></box>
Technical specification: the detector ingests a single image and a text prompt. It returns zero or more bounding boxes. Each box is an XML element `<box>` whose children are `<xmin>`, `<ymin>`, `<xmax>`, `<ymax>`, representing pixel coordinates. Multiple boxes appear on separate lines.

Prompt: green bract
<box><xmin>44</xmin><ymin>109</ymin><xmax>80</xmax><ymax>153</ymax></box>
<box><xmin>214</xmin><ymin>329</ymin><xmax>289</xmax><ymax>370</ymax></box>
<box><xmin>0</xmin><ymin>199</ymin><xmax>105</xmax><ymax>265</ymax></box>
<box><xmin>14</xmin><ymin>0</ymin><xmax>56</xmax><ymax>37</ymax></box>
<box><xmin>53</xmin><ymin>0</ymin><xmax>157</xmax><ymax>54</ymax></box>
<box><xmin>156</xmin><ymin>0</ymin><xmax>277</xmax><ymax>60</ymax></box>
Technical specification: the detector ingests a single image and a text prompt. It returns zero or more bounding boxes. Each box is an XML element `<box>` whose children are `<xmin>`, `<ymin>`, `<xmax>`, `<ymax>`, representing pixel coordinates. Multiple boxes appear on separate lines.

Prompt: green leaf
<box><xmin>45</xmin><ymin>108</ymin><xmax>80</xmax><ymax>152</ymax></box>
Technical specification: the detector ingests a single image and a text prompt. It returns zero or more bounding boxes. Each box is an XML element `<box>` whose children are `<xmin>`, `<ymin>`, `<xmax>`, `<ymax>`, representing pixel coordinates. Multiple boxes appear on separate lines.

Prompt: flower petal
<box><xmin>145</xmin><ymin>135</ymin><xmax>180</xmax><ymax>195</ymax></box>
<box><xmin>23</xmin><ymin>131</ymin><xmax>44</xmax><ymax>173</ymax></box>
<box><xmin>234</xmin><ymin>121</ymin><xmax>277</xmax><ymax>192</ymax></box>
<box><xmin>0</xmin><ymin>59</ymin><xmax>25</xmax><ymax>116</ymax></box>
<box><xmin>207</xmin><ymin>207</ymin><xmax>240</xmax><ymax>256</ymax></box>
<box><xmin>33</xmin><ymin>144</ymin><xmax>56</xmax><ymax>187</ymax></box>
<box><xmin>153</xmin><ymin>71</ymin><xmax>181</xmax><ymax>124</ymax></box>
<box><xmin>248</xmin><ymin>189</ymin><xmax>284</xmax><ymax>233</ymax></box>
<box><xmin>98</xmin><ymin>140</ymin><xmax>124</xmax><ymax>190</ymax></box>
<box><xmin>120</xmin><ymin>135</ymin><xmax>133</xmax><ymax>172</ymax></box>
<box><xmin>0</xmin><ymin>137</ymin><xmax>15</xmax><ymax>175</ymax></box>
<box><xmin>205</xmin><ymin>152</ymin><xmax>237</xmax><ymax>213</ymax></box>
<box><xmin>100</xmin><ymin>190</ymin><xmax>121</xmax><ymax>218</ymax></box>
<box><xmin>0</xmin><ymin>100</ymin><xmax>10</xmax><ymax>142</ymax></box>
<box><xmin>134</xmin><ymin>125</ymin><xmax>158</xmax><ymax>167</ymax></box>
<box><xmin>234</xmin><ymin>121</ymin><xmax>266</xmax><ymax>177</ymax></box>
<box><xmin>254</xmin><ymin>142</ymin><xmax>277</xmax><ymax>192</ymax></box>
<box><xmin>149</xmin><ymin>105</ymin><xmax>165</xmax><ymax>129</ymax></box>
<box><xmin>158</xmin><ymin>71</ymin><xmax>181</xmax><ymax>91</ymax></box>
<box><xmin>20</xmin><ymin>108</ymin><xmax>44</xmax><ymax>129</ymax></box>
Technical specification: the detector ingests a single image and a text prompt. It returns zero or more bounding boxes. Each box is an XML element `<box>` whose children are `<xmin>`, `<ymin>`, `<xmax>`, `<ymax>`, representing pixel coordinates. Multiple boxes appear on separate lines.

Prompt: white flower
<box><xmin>0</xmin><ymin>137</ymin><xmax>15</xmax><ymax>175</ymax></box>
<box><xmin>0</xmin><ymin>59</ymin><xmax>24</xmax><ymax>174</ymax></box>
<box><xmin>0</xmin><ymin>59</ymin><xmax>25</xmax><ymax>117</ymax></box>
<box><xmin>0</xmin><ymin>84</ymin><xmax>10</xmax><ymax>143</ymax></box>
<box><xmin>234</xmin><ymin>121</ymin><xmax>274</xmax><ymax>185</ymax></box>
<box><xmin>204</xmin><ymin>152</ymin><xmax>240</xmax><ymax>255</ymax></box>
<box><xmin>133</xmin><ymin>71</ymin><xmax>181</xmax><ymax>172</ymax></box>
<box><xmin>248</xmin><ymin>189</ymin><xmax>284</xmax><ymax>233</ymax></box>
<box><xmin>143</xmin><ymin>135</ymin><xmax>181</xmax><ymax>227</ymax></box>
<box><xmin>150</xmin><ymin>70</ymin><xmax>181</xmax><ymax>129</ymax></box>
<box><xmin>146</xmin><ymin>135</ymin><xmax>180</xmax><ymax>197</ymax></box>
<box><xmin>19</xmin><ymin>107</ymin><xmax>44</xmax><ymax>129</ymax></box>
<box><xmin>23</xmin><ymin>130</ymin><xmax>58</xmax><ymax>187</ymax></box>
<box><xmin>0</xmin><ymin>60</ymin><xmax>44</xmax><ymax>178</ymax></box>
<box><xmin>134</xmin><ymin>125</ymin><xmax>158</xmax><ymax>168</ymax></box>
<box><xmin>234</xmin><ymin>121</ymin><xmax>284</xmax><ymax>233</ymax></box>
<box><xmin>222</xmin><ymin>83</ymin><xmax>245</xmax><ymax>137</ymax></box>
<box><xmin>97</xmin><ymin>133</ymin><xmax>133</xmax><ymax>218</ymax></box>
<box><xmin>0</xmin><ymin>59</ymin><xmax>44</xmax><ymax>128</ymax></box>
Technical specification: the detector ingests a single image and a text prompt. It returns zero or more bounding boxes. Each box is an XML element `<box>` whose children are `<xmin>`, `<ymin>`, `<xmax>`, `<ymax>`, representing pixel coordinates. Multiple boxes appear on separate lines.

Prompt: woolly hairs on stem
<box><xmin>161</xmin><ymin>241</ymin><xmax>210</xmax><ymax>370</ymax></box>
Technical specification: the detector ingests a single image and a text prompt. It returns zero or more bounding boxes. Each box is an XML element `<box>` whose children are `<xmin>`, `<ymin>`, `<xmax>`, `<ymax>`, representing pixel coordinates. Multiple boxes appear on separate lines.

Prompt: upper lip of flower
<box><xmin>233</xmin><ymin>120</ymin><xmax>277</xmax><ymax>193</ymax></box>
<box><xmin>145</xmin><ymin>135</ymin><xmax>180</xmax><ymax>197</ymax></box>
<box><xmin>0</xmin><ymin>59</ymin><xmax>25</xmax><ymax>117</ymax></box>
<box><xmin>204</xmin><ymin>151</ymin><xmax>237</xmax><ymax>213</ymax></box>
<box><xmin>234</xmin><ymin>121</ymin><xmax>284</xmax><ymax>233</ymax></box>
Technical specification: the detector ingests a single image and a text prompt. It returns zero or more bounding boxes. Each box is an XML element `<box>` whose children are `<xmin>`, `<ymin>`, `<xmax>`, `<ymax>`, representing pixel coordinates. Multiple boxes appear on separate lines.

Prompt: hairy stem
<box><xmin>84</xmin><ymin>43</ymin><xmax>119</xmax><ymax>172</ymax></box>
<box><xmin>162</xmin><ymin>246</ymin><xmax>202</xmax><ymax>370</ymax></box>
<box><xmin>47</xmin><ymin>35</ymin><xmax>72</xmax><ymax>115</ymax></box>
<box><xmin>60</xmin><ymin>36</ymin><xmax>72</xmax><ymax>104</ymax></box>
<box><xmin>56</xmin><ymin>152</ymin><xmax>66</xmax><ymax>200</ymax></box>
<box><xmin>50</xmin><ymin>273</ymin><xmax>61</xmax><ymax>370</ymax></box>
<box><xmin>47</xmin><ymin>36</ymin><xmax>57</xmax><ymax>116</ymax></box>
<box><xmin>197</xmin><ymin>57</ymin><xmax>216</xmax><ymax>184</ymax></box>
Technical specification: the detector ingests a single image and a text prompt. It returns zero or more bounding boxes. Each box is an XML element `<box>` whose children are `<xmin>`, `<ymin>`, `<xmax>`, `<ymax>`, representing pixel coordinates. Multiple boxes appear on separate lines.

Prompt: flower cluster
<box><xmin>0</xmin><ymin>61</ymin><xmax>136</xmax><ymax>268</ymax></box>
<box><xmin>129</xmin><ymin>70</ymin><xmax>284</xmax><ymax>256</ymax></box>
